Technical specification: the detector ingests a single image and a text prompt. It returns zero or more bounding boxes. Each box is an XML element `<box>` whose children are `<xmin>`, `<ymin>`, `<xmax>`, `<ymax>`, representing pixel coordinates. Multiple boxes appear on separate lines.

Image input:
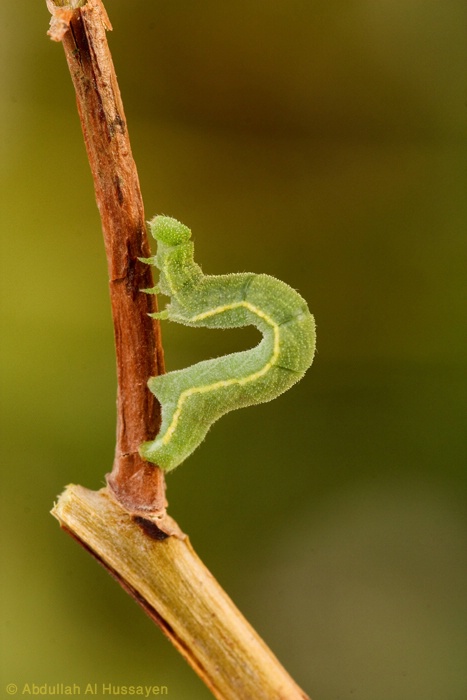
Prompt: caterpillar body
<box><xmin>139</xmin><ymin>216</ymin><xmax>316</xmax><ymax>472</ymax></box>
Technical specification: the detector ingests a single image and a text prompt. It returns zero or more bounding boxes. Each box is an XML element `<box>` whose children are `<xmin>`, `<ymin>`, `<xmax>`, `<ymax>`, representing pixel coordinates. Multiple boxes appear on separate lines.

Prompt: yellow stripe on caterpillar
<box><xmin>161</xmin><ymin>302</ymin><xmax>280</xmax><ymax>446</ymax></box>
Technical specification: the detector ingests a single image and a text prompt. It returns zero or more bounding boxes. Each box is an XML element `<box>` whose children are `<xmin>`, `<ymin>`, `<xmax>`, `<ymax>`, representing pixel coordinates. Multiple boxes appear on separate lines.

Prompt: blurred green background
<box><xmin>1</xmin><ymin>2</ymin><xmax>466</xmax><ymax>698</ymax></box>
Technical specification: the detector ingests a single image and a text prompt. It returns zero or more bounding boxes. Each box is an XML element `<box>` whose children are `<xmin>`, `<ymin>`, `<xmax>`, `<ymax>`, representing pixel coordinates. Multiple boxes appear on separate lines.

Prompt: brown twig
<box><xmin>47</xmin><ymin>0</ymin><xmax>166</xmax><ymax>517</ymax></box>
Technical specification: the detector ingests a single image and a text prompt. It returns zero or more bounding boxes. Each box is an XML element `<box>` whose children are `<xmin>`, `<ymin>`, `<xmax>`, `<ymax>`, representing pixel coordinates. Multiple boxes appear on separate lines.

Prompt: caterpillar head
<box><xmin>148</xmin><ymin>216</ymin><xmax>192</xmax><ymax>247</ymax></box>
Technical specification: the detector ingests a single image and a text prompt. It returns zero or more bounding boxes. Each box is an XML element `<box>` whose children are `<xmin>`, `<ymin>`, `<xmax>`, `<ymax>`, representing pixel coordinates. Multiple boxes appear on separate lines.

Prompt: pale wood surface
<box><xmin>52</xmin><ymin>485</ymin><xmax>311</xmax><ymax>700</ymax></box>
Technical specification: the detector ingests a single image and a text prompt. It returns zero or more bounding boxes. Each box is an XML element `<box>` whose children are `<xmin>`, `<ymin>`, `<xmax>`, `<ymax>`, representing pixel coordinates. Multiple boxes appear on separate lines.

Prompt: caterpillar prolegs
<box><xmin>139</xmin><ymin>216</ymin><xmax>316</xmax><ymax>472</ymax></box>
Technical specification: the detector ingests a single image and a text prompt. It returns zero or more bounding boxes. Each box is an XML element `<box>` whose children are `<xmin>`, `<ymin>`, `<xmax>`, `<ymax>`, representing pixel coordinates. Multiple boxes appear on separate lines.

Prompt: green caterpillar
<box><xmin>139</xmin><ymin>216</ymin><xmax>316</xmax><ymax>472</ymax></box>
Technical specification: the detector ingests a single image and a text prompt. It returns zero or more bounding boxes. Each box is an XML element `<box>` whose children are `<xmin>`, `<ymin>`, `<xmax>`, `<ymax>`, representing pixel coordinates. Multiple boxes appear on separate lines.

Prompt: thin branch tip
<box><xmin>47</xmin><ymin>0</ymin><xmax>111</xmax><ymax>43</ymax></box>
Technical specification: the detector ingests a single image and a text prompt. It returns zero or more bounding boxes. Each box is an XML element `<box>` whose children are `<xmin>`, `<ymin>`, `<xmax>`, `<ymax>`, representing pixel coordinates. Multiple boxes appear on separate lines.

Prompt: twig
<box><xmin>48</xmin><ymin>0</ymin><xmax>166</xmax><ymax>517</ymax></box>
<box><xmin>46</xmin><ymin>1</ymin><xmax>312</xmax><ymax>697</ymax></box>
<box><xmin>52</xmin><ymin>485</ymin><xmax>310</xmax><ymax>700</ymax></box>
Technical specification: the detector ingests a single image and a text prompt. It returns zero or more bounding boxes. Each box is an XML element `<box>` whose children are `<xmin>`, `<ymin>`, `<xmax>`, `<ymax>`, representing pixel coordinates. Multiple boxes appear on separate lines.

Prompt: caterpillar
<box><xmin>139</xmin><ymin>216</ymin><xmax>316</xmax><ymax>472</ymax></box>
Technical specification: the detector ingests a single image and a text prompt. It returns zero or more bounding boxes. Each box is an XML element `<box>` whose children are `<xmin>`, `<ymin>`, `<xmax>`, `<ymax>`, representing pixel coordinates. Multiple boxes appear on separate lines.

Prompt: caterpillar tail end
<box><xmin>139</xmin><ymin>440</ymin><xmax>177</xmax><ymax>473</ymax></box>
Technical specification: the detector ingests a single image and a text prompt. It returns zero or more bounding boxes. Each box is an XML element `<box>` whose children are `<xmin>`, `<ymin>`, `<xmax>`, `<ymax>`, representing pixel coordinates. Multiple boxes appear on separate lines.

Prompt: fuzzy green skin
<box><xmin>139</xmin><ymin>216</ymin><xmax>316</xmax><ymax>472</ymax></box>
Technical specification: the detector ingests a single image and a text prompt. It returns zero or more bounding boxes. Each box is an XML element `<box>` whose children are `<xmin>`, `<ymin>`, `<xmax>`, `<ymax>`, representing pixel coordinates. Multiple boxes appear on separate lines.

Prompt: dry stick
<box><xmin>53</xmin><ymin>485</ymin><xmax>311</xmax><ymax>700</ymax></box>
<box><xmin>47</xmin><ymin>1</ymin><xmax>311</xmax><ymax>698</ymax></box>
<box><xmin>48</xmin><ymin>0</ymin><xmax>167</xmax><ymax>517</ymax></box>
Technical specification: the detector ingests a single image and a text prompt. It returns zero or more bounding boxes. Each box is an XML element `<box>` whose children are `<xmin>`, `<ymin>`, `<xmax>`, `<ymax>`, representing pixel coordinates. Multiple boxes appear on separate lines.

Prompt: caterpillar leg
<box><xmin>141</xmin><ymin>284</ymin><xmax>161</xmax><ymax>295</ymax></box>
<box><xmin>149</xmin><ymin>309</ymin><xmax>169</xmax><ymax>320</ymax></box>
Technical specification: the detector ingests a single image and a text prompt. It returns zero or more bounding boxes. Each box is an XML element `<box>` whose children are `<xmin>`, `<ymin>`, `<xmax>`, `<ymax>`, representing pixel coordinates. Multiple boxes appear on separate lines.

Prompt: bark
<box><xmin>48</xmin><ymin>0</ymin><xmax>167</xmax><ymax>517</ymax></box>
